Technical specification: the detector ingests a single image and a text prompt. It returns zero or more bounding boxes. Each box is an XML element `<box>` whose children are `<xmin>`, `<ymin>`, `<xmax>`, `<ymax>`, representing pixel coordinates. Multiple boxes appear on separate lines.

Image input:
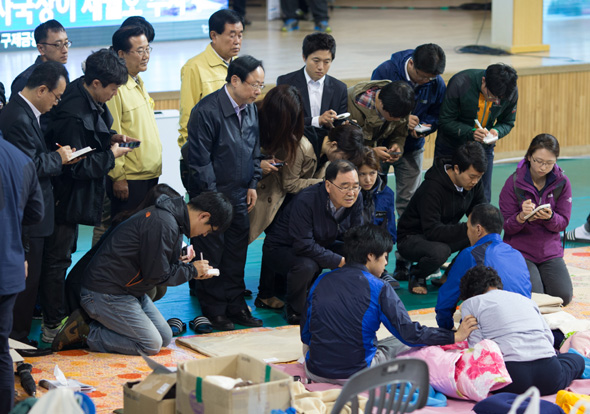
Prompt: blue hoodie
<box><xmin>372</xmin><ymin>49</ymin><xmax>446</xmax><ymax>153</ymax></box>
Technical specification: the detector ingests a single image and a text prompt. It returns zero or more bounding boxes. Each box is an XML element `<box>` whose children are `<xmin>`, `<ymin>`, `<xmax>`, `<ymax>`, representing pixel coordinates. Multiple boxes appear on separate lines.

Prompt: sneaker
<box><xmin>41</xmin><ymin>317</ymin><xmax>67</xmax><ymax>343</ymax></box>
<box><xmin>380</xmin><ymin>272</ymin><xmax>401</xmax><ymax>289</ymax></box>
<box><xmin>281</xmin><ymin>19</ymin><xmax>299</xmax><ymax>32</ymax></box>
<box><xmin>565</xmin><ymin>226</ymin><xmax>590</xmax><ymax>243</ymax></box>
<box><xmin>314</xmin><ymin>20</ymin><xmax>331</xmax><ymax>33</ymax></box>
<box><xmin>51</xmin><ymin>309</ymin><xmax>90</xmax><ymax>351</ymax></box>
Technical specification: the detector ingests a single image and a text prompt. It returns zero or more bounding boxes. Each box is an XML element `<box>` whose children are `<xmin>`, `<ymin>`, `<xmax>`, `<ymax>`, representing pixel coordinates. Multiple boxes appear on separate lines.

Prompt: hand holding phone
<box><xmin>119</xmin><ymin>141</ymin><xmax>141</xmax><ymax>148</ymax></box>
<box><xmin>336</xmin><ymin>112</ymin><xmax>351</xmax><ymax>120</ymax></box>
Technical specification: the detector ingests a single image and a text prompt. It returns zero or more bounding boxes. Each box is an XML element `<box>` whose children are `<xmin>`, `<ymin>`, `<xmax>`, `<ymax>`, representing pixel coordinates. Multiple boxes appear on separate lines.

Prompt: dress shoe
<box><xmin>209</xmin><ymin>315</ymin><xmax>235</xmax><ymax>331</ymax></box>
<box><xmin>255</xmin><ymin>296</ymin><xmax>285</xmax><ymax>310</ymax></box>
<box><xmin>283</xmin><ymin>305</ymin><xmax>301</xmax><ymax>325</ymax></box>
<box><xmin>243</xmin><ymin>289</ymin><xmax>253</xmax><ymax>297</ymax></box>
<box><xmin>228</xmin><ymin>309</ymin><xmax>263</xmax><ymax>327</ymax></box>
<box><xmin>393</xmin><ymin>259</ymin><xmax>411</xmax><ymax>281</ymax></box>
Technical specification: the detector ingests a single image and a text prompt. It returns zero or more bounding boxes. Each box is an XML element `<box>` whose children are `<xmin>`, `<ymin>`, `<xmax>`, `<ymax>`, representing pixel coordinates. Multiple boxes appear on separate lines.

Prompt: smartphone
<box><xmin>414</xmin><ymin>124</ymin><xmax>431</xmax><ymax>134</ymax></box>
<box><xmin>119</xmin><ymin>141</ymin><xmax>141</xmax><ymax>148</ymax></box>
<box><xmin>181</xmin><ymin>245</ymin><xmax>188</xmax><ymax>256</ymax></box>
<box><xmin>389</xmin><ymin>151</ymin><xmax>402</xmax><ymax>156</ymax></box>
<box><xmin>271</xmin><ymin>162</ymin><xmax>285</xmax><ymax>168</ymax></box>
<box><xmin>336</xmin><ymin>112</ymin><xmax>351</xmax><ymax>120</ymax></box>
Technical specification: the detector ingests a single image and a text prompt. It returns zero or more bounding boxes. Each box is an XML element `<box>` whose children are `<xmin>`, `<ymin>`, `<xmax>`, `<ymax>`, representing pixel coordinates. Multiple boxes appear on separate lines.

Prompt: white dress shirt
<box><xmin>304</xmin><ymin>69</ymin><xmax>326</xmax><ymax>128</ymax></box>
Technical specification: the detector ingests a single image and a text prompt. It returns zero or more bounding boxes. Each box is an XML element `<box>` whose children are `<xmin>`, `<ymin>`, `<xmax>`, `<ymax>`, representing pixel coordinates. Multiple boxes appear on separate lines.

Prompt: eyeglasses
<box><xmin>243</xmin><ymin>81</ymin><xmax>265</xmax><ymax>91</ymax></box>
<box><xmin>39</xmin><ymin>40</ymin><xmax>72</xmax><ymax>50</ymax></box>
<box><xmin>329</xmin><ymin>181</ymin><xmax>361</xmax><ymax>193</ymax></box>
<box><xmin>49</xmin><ymin>90</ymin><xmax>61</xmax><ymax>104</ymax></box>
<box><xmin>415</xmin><ymin>69</ymin><xmax>436</xmax><ymax>82</ymax></box>
<box><xmin>531</xmin><ymin>157</ymin><xmax>556</xmax><ymax>168</ymax></box>
<box><xmin>129</xmin><ymin>46</ymin><xmax>152</xmax><ymax>57</ymax></box>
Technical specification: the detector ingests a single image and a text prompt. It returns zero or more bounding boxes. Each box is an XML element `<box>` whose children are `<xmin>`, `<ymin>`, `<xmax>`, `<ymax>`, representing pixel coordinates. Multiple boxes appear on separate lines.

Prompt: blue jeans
<box><xmin>80</xmin><ymin>287</ymin><xmax>172</xmax><ymax>355</ymax></box>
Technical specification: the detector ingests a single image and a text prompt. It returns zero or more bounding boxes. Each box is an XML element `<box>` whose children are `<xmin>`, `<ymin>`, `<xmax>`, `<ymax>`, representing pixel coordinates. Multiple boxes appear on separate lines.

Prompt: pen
<box><xmin>474</xmin><ymin>119</ymin><xmax>484</xmax><ymax>130</ymax></box>
<box><xmin>55</xmin><ymin>142</ymin><xmax>63</xmax><ymax>148</ymax></box>
<box><xmin>200</xmin><ymin>252</ymin><xmax>204</xmax><ymax>261</ymax></box>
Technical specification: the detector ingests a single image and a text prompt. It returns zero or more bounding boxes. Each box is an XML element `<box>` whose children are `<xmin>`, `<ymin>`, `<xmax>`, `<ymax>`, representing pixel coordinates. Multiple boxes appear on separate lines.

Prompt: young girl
<box><xmin>499</xmin><ymin>133</ymin><xmax>573</xmax><ymax>305</ymax></box>
<box><xmin>359</xmin><ymin>148</ymin><xmax>399</xmax><ymax>288</ymax></box>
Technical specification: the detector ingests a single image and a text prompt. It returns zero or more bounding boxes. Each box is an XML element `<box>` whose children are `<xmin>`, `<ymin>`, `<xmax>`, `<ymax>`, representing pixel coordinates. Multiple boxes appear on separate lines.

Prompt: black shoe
<box><xmin>209</xmin><ymin>315</ymin><xmax>235</xmax><ymax>331</ymax></box>
<box><xmin>242</xmin><ymin>289</ymin><xmax>253</xmax><ymax>297</ymax></box>
<box><xmin>228</xmin><ymin>309</ymin><xmax>263</xmax><ymax>327</ymax></box>
<box><xmin>255</xmin><ymin>296</ymin><xmax>285</xmax><ymax>310</ymax></box>
<box><xmin>283</xmin><ymin>305</ymin><xmax>301</xmax><ymax>325</ymax></box>
<box><xmin>393</xmin><ymin>260</ymin><xmax>411</xmax><ymax>281</ymax></box>
<box><xmin>51</xmin><ymin>309</ymin><xmax>90</xmax><ymax>352</ymax></box>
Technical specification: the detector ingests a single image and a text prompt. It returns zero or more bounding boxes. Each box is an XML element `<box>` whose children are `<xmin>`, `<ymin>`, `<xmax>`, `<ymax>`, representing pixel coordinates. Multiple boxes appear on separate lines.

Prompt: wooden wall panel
<box><xmin>152</xmin><ymin>69</ymin><xmax>590</xmax><ymax>163</ymax></box>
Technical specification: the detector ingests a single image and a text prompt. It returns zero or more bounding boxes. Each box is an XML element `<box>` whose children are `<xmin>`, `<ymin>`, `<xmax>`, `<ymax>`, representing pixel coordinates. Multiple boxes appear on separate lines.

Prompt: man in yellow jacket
<box><xmin>177</xmin><ymin>9</ymin><xmax>244</xmax><ymax>148</ymax></box>
<box><xmin>107</xmin><ymin>25</ymin><xmax>162</xmax><ymax>217</ymax></box>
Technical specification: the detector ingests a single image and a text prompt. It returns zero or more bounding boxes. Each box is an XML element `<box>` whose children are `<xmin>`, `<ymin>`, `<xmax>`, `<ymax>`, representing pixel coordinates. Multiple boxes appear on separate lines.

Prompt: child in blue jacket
<box><xmin>359</xmin><ymin>148</ymin><xmax>399</xmax><ymax>288</ymax></box>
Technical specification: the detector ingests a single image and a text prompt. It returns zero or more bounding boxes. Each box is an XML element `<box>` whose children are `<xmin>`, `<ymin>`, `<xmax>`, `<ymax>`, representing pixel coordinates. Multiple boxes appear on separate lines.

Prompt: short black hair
<box><xmin>226</xmin><ymin>55</ymin><xmax>263</xmax><ymax>83</ymax></box>
<box><xmin>34</xmin><ymin>19</ymin><xmax>65</xmax><ymax>44</ymax></box>
<box><xmin>412</xmin><ymin>43</ymin><xmax>445</xmax><ymax>76</ymax></box>
<box><xmin>469</xmin><ymin>204</ymin><xmax>503</xmax><ymax>235</ymax></box>
<box><xmin>302</xmin><ymin>32</ymin><xmax>336</xmax><ymax>60</ymax></box>
<box><xmin>452</xmin><ymin>141</ymin><xmax>488</xmax><ymax>174</ymax></box>
<box><xmin>459</xmin><ymin>265</ymin><xmax>503</xmax><ymax>301</ymax></box>
<box><xmin>485</xmin><ymin>63</ymin><xmax>518</xmax><ymax>99</ymax></box>
<box><xmin>121</xmin><ymin>16</ymin><xmax>155</xmax><ymax>42</ymax></box>
<box><xmin>112</xmin><ymin>25</ymin><xmax>146</xmax><ymax>53</ymax></box>
<box><xmin>25</xmin><ymin>61</ymin><xmax>68</xmax><ymax>90</ymax></box>
<box><xmin>379</xmin><ymin>81</ymin><xmax>415</xmax><ymax>119</ymax></box>
<box><xmin>344</xmin><ymin>224</ymin><xmax>393</xmax><ymax>265</ymax></box>
<box><xmin>84</xmin><ymin>49</ymin><xmax>128</xmax><ymax>87</ymax></box>
<box><xmin>327</xmin><ymin>124</ymin><xmax>365</xmax><ymax>167</ymax></box>
<box><xmin>209</xmin><ymin>9</ymin><xmax>243</xmax><ymax>39</ymax></box>
<box><xmin>325</xmin><ymin>159</ymin><xmax>357</xmax><ymax>182</ymax></box>
<box><xmin>188</xmin><ymin>192</ymin><xmax>234</xmax><ymax>233</ymax></box>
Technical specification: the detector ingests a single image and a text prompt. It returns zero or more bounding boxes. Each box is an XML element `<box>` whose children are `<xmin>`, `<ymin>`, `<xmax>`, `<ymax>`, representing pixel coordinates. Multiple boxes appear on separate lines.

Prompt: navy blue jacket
<box><xmin>302</xmin><ymin>263</ymin><xmax>455</xmax><ymax>379</ymax></box>
<box><xmin>187</xmin><ymin>86</ymin><xmax>261</xmax><ymax>205</ymax></box>
<box><xmin>361</xmin><ymin>173</ymin><xmax>396</xmax><ymax>243</ymax></box>
<box><xmin>0</xmin><ymin>93</ymin><xmax>63</xmax><ymax>237</ymax></box>
<box><xmin>435</xmin><ymin>233</ymin><xmax>532</xmax><ymax>330</ymax></box>
<box><xmin>371</xmin><ymin>50</ymin><xmax>446</xmax><ymax>153</ymax></box>
<box><xmin>0</xmin><ymin>135</ymin><xmax>44</xmax><ymax>295</ymax></box>
<box><xmin>264</xmin><ymin>183</ymin><xmax>363</xmax><ymax>269</ymax></box>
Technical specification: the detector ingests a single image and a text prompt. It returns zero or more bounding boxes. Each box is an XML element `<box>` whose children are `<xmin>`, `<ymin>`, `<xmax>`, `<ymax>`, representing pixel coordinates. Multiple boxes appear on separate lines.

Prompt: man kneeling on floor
<box><xmin>301</xmin><ymin>224</ymin><xmax>478</xmax><ymax>384</ymax></box>
<box><xmin>53</xmin><ymin>192</ymin><xmax>233</xmax><ymax>355</ymax></box>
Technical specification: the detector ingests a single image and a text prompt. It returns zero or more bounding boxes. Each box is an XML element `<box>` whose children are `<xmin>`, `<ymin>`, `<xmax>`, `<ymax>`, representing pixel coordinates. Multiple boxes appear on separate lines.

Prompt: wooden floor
<box><xmin>2</xmin><ymin>0</ymin><xmax>590</xmax><ymax>94</ymax></box>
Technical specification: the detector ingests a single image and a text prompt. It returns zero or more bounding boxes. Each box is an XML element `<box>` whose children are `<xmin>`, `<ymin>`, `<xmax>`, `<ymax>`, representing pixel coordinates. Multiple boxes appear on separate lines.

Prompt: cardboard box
<box><xmin>123</xmin><ymin>354</ymin><xmax>177</xmax><ymax>414</ymax></box>
<box><xmin>176</xmin><ymin>354</ymin><xmax>292</xmax><ymax>414</ymax></box>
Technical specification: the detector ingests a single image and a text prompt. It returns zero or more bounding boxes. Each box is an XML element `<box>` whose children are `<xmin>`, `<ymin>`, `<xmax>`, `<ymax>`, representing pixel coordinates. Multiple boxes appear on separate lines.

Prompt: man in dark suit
<box><xmin>276</xmin><ymin>33</ymin><xmax>347</xmax><ymax>156</ymax></box>
<box><xmin>0</xmin><ymin>62</ymin><xmax>74</xmax><ymax>345</ymax></box>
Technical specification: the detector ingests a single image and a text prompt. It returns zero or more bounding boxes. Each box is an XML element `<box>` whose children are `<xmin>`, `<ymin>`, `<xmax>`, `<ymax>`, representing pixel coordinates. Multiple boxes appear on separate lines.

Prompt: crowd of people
<box><xmin>0</xmin><ymin>7</ymin><xmax>587</xmax><ymax>413</ymax></box>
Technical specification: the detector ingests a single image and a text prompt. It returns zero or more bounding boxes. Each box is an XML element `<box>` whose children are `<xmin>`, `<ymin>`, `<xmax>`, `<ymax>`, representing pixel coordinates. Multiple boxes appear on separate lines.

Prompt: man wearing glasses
<box><xmin>0</xmin><ymin>62</ymin><xmax>75</xmax><ymax>348</ymax></box>
<box><xmin>435</xmin><ymin>63</ymin><xmax>518</xmax><ymax>202</ymax></box>
<box><xmin>11</xmin><ymin>20</ymin><xmax>71</xmax><ymax>100</ymax></box>
<box><xmin>187</xmin><ymin>56</ymin><xmax>263</xmax><ymax>331</ymax></box>
<box><xmin>106</xmin><ymin>25</ymin><xmax>162</xmax><ymax>218</ymax></box>
<box><xmin>262</xmin><ymin>160</ymin><xmax>363</xmax><ymax>325</ymax></box>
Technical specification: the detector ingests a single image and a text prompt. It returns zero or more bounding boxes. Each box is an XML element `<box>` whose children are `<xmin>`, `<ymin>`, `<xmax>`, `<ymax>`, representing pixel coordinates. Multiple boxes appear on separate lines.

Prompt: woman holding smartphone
<box><xmin>499</xmin><ymin>133</ymin><xmax>573</xmax><ymax>304</ymax></box>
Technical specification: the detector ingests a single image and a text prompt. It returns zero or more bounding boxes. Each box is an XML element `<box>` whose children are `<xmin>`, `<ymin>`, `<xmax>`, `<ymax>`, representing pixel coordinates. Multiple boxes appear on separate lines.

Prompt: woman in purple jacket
<box><xmin>499</xmin><ymin>134</ymin><xmax>572</xmax><ymax>304</ymax></box>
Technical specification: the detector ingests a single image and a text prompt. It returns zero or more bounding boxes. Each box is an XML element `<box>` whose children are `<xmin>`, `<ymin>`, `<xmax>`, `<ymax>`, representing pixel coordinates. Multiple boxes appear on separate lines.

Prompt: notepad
<box><xmin>70</xmin><ymin>146</ymin><xmax>95</xmax><ymax>159</ymax></box>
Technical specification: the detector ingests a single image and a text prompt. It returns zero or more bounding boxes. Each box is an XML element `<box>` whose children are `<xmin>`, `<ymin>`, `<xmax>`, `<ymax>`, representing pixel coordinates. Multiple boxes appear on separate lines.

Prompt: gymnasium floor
<box><xmin>28</xmin><ymin>157</ymin><xmax>590</xmax><ymax>343</ymax></box>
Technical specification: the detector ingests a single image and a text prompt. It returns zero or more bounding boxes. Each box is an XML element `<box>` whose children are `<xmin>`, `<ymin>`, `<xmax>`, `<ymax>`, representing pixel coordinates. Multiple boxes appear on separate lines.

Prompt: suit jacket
<box><xmin>0</xmin><ymin>93</ymin><xmax>62</xmax><ymax>236</ymax></box>
<box><xmin>277</xmin><ymin>68</ymin><xmax>348</xmax><ymax>127</ymax></box>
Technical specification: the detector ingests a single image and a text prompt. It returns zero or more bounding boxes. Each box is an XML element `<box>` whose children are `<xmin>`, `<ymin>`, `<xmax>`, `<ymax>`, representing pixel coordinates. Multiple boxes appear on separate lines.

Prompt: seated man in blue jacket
<box><xmin>302</xmin><ymin>224</ymin><xmax>478</xmax><ymax>384</ymax></box>
<box><xmin>262</xmin><ymin>160</ymin><xmax>363</xmax><ymax>325</ymax></box>
<box><xmin>436</xmin><ymin>203</ymin><xmax>532</xmax><ymax>330</ymax></box>
<box><xmin>52</xmin><ymin>192</ymin><xmax>233</xmax><ymax>355</ymax></box>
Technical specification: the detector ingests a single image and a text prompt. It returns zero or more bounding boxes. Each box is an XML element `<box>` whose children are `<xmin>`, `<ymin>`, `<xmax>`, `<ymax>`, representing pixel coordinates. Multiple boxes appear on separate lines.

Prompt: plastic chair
<box><xmin>330</xmin><ymin>358</ymin><xmax>429</xmax><ymax>414</ymax></box>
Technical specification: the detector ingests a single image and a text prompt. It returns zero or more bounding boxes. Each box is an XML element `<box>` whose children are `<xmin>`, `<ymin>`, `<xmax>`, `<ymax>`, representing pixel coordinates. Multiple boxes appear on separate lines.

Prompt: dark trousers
<box><xmin>191</xmin><ymin>204</ymin><xmax>249</xmax><ymax>317</ymax></box>
<box><xmin>281</xmin><ymin>0</ymin><xmax>328</xmax><ymax>22</ymax></box>
<box><xmin>500</xmin><ymin>354</ymin><xmax>584</xmax><ymax>395</ymax></box>
<box><xmin>40</xmin><ymin>222</ymin><xmax>78</xmax><ymax>326</ymax></box>
<box><xmin>0</xmin><ymin>294</ymin><xmax>17</xmax><ymax>414</ymax></box>
<box><xmin>11</xmin><ymin>237</ymin><xmax>46</xmax><ymax>341</ymax></box>
<box><xmin>106</xmin><ymin>177</ymin><xmax>159</xmax><ymax>219</ymax></box>
<box><xmin>397</xmin><ymin>234</ymin><xmax>468</xmax><ymax>280</ymax></box>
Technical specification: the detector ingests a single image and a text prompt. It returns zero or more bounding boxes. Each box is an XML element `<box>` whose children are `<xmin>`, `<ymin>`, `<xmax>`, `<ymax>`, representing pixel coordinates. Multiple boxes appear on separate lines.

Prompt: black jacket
<box><xmin>264</xmin><ymin>183</ymin><xmax>363</xmax><ymax>269</ymax></box>
<box><xmin>276</xmin><ymin>68</ymin><xmax>348</xmax><ymax>128</ymax></box>
<box><xmin>45</xmin><ymin>77</ymin><xmax>116</xmax><ymax>226</ymax></box>
<box><xmin>397</xmin><ymin>158</ymin><xmax>486</xmax><ymax>245</ymax></box>
<box><xmin>0</xmin><ymin>93</ymin><xmax>62</xmax><ymax>236</ymax></box>
<box><xmin>83</xmin><ymin>195</ymin><xmax>198</xmax><ymax>297</ymax></box>
<box><xmin>187</xmin><ymin>86</ymin><xmax>261</xmax><ymax>204</ymax></box>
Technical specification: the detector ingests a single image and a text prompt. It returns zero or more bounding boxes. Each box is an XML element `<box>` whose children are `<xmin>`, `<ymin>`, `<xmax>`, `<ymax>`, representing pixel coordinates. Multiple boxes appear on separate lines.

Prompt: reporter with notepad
<box><xmin>499</xmin><ymin>134</ymin><xmax>573</xmax><ymax>304</ymax></box>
